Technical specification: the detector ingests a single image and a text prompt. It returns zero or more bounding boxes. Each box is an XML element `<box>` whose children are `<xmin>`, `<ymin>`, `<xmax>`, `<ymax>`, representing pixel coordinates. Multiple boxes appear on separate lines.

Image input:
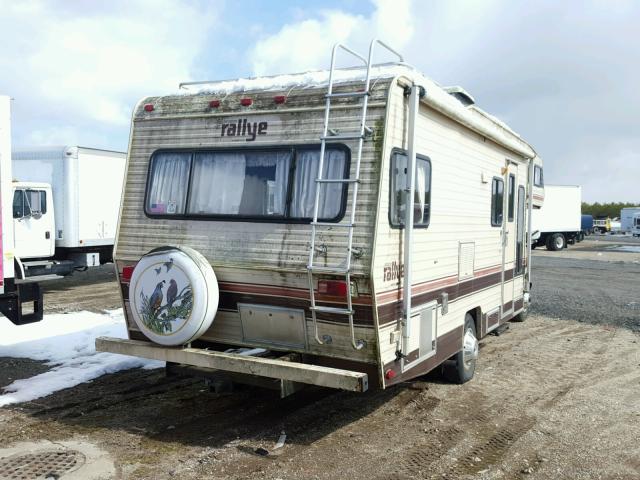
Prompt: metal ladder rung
<box><xmin>307</xmin><ymin>265</ymin><xmax>350</xmax><ymax>274</ymax></box>
<box><xmin>311</xmin><ymin>305</ymin><xmax>354</xmax><ymax>315</ymax></box>
<box><xmin>320</xmin><ymin>134</ymin><xmax>365</xmax><ymax>141</ymax></box>
<box><xmin>311</xmin><ymin>221</ymin><xmax>354</xmax><ymax>227</ymax></box>
<box><xmin>326</xmin><ymin>91</ymin><xmax>369</xmax><ymax>99</ymax></box>
<box><xmin>315</xmin><ymin>178</ymin><xmax>359</xmax><ymax>184</ymax></box>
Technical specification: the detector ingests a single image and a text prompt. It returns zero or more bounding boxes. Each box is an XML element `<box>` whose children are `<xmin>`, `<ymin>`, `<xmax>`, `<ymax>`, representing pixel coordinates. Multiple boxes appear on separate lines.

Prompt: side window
<box><xmin>390</xmin><ymin>152</ymin><xmax>432</xmax><ymax>228</ymax></box>
<box><xmin>26</xmin><ymin>190</ymin><xmax>46</xmax><ymax>215</ymax></box>
<box><xmin>534</xmin><ymin>165</ymin><xmax>544</xmax><ymax>187</ymax></box>
<box><xmin>146</xmin><ymin>152</ymin><xmax>192</xmax><ymax>215</ymax></box>
<box><xmin>12</xmin><ymin>190</ymin><xmax>24</xmax><ymax>218</ymax></box>
<box><xmin>508</xmin><ymin>174</ymin><xmax>515</xmax><ymax>222</ymax></box>
<box><xmin>491</xmin><ymin>177</ymin><xmax>504</xmax><ymax>226</ymax></box>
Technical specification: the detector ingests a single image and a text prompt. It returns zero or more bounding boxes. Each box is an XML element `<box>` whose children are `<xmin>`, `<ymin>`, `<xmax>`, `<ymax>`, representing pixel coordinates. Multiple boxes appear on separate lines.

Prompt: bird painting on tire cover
<box><xmin>138</xmin><ymin>259</ymin><xmax>194</xmax><ymax>335</ymax></box>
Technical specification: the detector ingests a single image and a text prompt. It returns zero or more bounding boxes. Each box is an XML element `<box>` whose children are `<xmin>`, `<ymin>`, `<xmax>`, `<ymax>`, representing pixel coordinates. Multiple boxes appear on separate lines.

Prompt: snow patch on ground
<box><xmin>0</xmin><ymin>309</ymin><xmax>163</xmax><ymax>406</ymax></box>
<box><xmin>604</xmin><ymin>245</ymin><xmax>640</xmax><ymax>253</ymax></box>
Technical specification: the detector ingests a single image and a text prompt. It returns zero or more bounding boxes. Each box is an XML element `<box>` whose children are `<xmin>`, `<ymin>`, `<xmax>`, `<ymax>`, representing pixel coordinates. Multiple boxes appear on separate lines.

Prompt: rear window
<box><xmin>145</xmin><ymin>146</ymin><xmax>349</xmax><ymax>222</ymax></box>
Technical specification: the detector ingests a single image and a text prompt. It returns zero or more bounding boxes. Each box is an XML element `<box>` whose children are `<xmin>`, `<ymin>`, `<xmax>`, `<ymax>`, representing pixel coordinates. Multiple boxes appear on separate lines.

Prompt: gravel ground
<box><xmin>0</xmin><ymin>241</ymin><xmax>638</xmax><ymax>479</ymax></box>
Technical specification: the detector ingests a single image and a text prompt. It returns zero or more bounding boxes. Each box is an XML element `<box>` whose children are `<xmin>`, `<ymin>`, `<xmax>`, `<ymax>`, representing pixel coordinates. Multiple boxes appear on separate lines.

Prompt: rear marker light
<box><xmin>122</xmin><ymin>265</ymin><xmax>135</xmax><ymax>282</ymax></box>
<box><xmin>143</xmin><ymin>103</ymin><xmax>154</xmax><ymax>112</ymax></box>
<box><xmin>385</xmin><ymin>369</ymin><xmax>396</xmax><ymax>380</ymax></box>
<box><xmin>317</xmin><ymin>279</ymin><xmax>348</xmax><ymax>296</ymax></box>
<box><xmin>209</xmin><ymin>99</ymin><xmax>220</xmax><ymax>108</ymax></box>
<box><xmin>274</xmin><ymin>95</ymin><xmax>286</xmax><ymax>104</ymax></box>
<box><xmin>240</xmin><ymin>98</ymin><xmax>253</xmax><ymax>106</ymax></box>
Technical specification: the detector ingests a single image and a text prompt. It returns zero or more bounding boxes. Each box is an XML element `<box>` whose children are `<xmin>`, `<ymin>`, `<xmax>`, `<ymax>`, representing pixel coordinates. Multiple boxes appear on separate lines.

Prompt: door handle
<box><xmin>45</xmin><ymin>231</ymin><xmax>50</xmax><ymax>239</ymax></box>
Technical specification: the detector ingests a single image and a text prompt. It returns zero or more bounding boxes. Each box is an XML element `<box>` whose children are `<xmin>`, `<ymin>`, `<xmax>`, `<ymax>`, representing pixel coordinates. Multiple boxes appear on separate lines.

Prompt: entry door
<box><xmin>13</xmin><ymin>188</ymin><xmax>55</xmax><ymax>259</ymax></box>
<box><xmin>501</xmin><ymin>161</ymin><xmax>518</xmax><ymax>318</ymax></box>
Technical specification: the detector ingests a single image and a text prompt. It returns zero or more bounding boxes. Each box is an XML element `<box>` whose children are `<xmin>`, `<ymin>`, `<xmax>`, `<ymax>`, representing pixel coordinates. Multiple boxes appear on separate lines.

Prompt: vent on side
<box><xmin>459</xmin><ymin>242</ymin><xmax>475</xmax><ymax>280</ymax></box>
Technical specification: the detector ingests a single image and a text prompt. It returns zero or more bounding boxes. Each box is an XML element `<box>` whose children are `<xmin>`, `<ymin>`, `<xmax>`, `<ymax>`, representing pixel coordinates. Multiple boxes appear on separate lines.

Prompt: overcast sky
<box><xmin>1</xmin><ymin>0</ymin><xmax>638</xmax><ymax>202</ymax></box>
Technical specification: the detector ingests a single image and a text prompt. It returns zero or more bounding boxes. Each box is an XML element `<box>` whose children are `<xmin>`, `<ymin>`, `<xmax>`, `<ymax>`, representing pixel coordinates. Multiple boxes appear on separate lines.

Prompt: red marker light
<box><xmin>143</xmin><ymin>103</ymin><xmax>154</xmax><ymax>112</ymax></box>
<box><xmin>274</xmin><ymin>95</ymin><xmax>286</xmax><ymax>104</ymax></box>
<box><xmin>317</xmin><ymin>279</ymin><xmax>348</xmax><ymax>296</ymax></box>
<box><xmin>209</xmin><ymin>99</ymin><xmax>220</xmax><ymax>108</ymax></box>
<box><xmin>121</xmin><ymin>265</ymin><xmax>135</xmax><ymax>282</ymax></box>
<box><xmin>385</xmin><ymin>369</ymin><xmax>396</xmax><ymax>380</ymax></box>
<box><xmin>240</xmin><ymin>98</ymin><xmax>253</xmax><ymax>106</ymax></box>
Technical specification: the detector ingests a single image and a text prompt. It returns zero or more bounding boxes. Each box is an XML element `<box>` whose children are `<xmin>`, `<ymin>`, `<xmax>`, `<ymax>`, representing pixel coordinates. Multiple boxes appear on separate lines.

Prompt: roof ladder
<box><xmin>307</xmin><ymin>39</ymin><xmax>404</xmax><ymax>350</ymax></box>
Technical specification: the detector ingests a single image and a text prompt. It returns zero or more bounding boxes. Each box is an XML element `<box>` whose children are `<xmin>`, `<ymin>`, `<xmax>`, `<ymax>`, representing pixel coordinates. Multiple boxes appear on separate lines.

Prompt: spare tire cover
<box><xmin>130</xmin><ymin>246</ymin><xmax>219</xmax><ymax>345</ymax></box>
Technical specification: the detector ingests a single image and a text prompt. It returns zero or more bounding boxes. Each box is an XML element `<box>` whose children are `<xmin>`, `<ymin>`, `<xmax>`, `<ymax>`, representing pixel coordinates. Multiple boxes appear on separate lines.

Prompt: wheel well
<box><xmin>466</xmin><ymin>307</ymin><xmax>482</xmax><ymax>338</ymax></box>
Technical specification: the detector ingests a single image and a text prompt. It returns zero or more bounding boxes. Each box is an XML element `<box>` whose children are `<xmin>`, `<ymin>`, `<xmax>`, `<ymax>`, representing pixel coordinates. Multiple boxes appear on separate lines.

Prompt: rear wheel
<box><xmin>443</xmin><ymin>314</ymin><xmax>478</xmax><ymax>384</ymax></box>
<box><xmin>546</xmin><ymin>233</ymin><xmax>566</xmax><ymax>251</ymax></box>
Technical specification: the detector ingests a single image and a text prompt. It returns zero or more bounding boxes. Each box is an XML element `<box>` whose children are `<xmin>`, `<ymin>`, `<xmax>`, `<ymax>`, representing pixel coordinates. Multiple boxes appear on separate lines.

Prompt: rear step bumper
<box><xmin>96</xmin><ymin>337</ymin><xmax>369</xmax><ymax>392</ymax></box>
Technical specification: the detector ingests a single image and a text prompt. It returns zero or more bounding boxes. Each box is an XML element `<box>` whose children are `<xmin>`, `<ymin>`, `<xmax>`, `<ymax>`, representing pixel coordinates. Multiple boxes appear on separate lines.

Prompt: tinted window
<box><xmin>390</xmin><ymin>152</ymin><xmax>432</xmax><ymax>228</ymax></box>
<box><xmin>12</xmin><ymin>190</ymin><xmax>24</xmax><ymax>218</ymax></box>
<box><xmin>13</xmin><ymin>189</ymin><xmax>46</xmax><ymax>218</ymax></box>
<box><xmin>491</xmin><ymin>177</ymin><xmax>504</xmax><ymax>226</ymax></box>
<box><xmin>508</xmin><ymin>174</ymin><xmax>515</xmax><ymax>222</ymax></box>
<box><xmin>515</xmin><ymin>186</ymin><xmax>525</xmax><ymax>274</ymax></box>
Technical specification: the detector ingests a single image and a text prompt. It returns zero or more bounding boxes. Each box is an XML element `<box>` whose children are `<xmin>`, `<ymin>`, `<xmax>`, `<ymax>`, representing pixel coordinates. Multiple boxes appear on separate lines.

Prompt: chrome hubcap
<box><xmin>555</xmin><ymin>237</ymin><xmax>563</xmax><ymax>248</ymax></box>
<box><xmin>462</xmin><ymin>328</ymin><xmax>479</xmax><ymax>368</ymax></box>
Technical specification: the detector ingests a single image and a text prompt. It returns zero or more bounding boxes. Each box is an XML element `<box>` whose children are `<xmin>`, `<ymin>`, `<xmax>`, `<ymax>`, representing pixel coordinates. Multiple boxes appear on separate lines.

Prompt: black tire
<box><xmin>443</xmin><ymin>313</ymin><xmax>478</xmax><ymax>384</ymax></box>
<box><xmin>546</xmin><ymin>233</ymin><xmax>565</xmax><ymax>251</ymax></box>
<box><xmin>577</xmin><ymin>232</ymin><xmax>584</xmax><ymax>242</ymax></box>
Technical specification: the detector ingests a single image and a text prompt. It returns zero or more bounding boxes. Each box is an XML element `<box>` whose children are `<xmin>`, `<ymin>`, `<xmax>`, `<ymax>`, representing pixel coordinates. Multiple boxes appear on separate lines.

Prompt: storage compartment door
<box><xmin>402</xmin><ymin>301</ymin><xmax>437</xmax><ymax>373</ymax></box>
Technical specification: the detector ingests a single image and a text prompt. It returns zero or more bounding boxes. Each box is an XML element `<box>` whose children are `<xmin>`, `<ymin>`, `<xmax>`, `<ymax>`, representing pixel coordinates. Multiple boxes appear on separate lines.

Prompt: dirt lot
<box><xmin>1</xmin><ymin>237</ymin><xmax>639</xmax><ymax>479</ymax></box>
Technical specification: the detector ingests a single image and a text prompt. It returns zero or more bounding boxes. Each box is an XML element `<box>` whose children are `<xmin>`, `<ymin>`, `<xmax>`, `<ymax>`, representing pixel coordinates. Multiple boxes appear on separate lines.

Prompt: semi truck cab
<box><xmin>12</xmin><ymin>182</ymin><xmax>55</xmax><ymax>259</ymax></box>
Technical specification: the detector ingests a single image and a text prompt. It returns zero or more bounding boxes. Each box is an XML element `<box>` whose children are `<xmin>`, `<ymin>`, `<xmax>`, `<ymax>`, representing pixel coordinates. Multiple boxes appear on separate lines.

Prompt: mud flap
<box><xmin>0</xmin><ymin>282</ymin><xmax>44</xmax><ymax>325</ymax></box>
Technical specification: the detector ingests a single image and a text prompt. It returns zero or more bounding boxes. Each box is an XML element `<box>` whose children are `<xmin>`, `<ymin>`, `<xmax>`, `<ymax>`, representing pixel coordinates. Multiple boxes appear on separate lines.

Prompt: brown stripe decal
<box><xmin>377</xmin><ymin>268</ymin><xmax>514</xmax><ymax>326</ymax></box>
<box><xmin>514</xmin><ymin>297</ymin><xmax>524</xmax><ymax>311</ymax></box>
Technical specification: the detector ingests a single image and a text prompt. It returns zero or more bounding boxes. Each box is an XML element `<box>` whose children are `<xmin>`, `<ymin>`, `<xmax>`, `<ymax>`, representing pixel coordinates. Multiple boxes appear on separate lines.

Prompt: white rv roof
<box><xmin>179</xmin><ymin>63</ymin><xmax>537</xmax><ymax>159</ymax></box>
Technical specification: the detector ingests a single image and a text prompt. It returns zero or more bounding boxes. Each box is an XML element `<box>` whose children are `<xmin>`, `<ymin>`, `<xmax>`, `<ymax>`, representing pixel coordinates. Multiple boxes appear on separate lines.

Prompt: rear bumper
<box><xmin>96</xmin><ymin>337</ymin><xmax>369</xmax><ymax>392</ymax></box>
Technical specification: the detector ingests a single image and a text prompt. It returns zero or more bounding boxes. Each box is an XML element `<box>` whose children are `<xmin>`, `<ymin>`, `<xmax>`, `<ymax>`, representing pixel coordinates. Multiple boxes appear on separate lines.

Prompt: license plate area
<box><xmin>238</xmin><ymin>303</ymin><xmax>307</xmax><ymax>349</ymax></box>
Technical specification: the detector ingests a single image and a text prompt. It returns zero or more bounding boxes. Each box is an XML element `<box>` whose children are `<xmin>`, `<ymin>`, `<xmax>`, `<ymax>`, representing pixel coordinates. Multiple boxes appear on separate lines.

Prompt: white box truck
<box><xmin>12</xmin><ymin>146</ymin><xmax>126</xmax><ymax>272</ymax></box>
<box><xmin>0</xmin><ymin>95</ymin><xmax>44</xmax><ymax>324</ymax></box>
<box><xmin>620</xmin><ymin>207</ymin><xmax>640</xmax><ymax>235</ymax></box>
<box><xmin>531</xmin><ymin>185</ymin><xmax>582</xmax><ymax>250</ymax></box>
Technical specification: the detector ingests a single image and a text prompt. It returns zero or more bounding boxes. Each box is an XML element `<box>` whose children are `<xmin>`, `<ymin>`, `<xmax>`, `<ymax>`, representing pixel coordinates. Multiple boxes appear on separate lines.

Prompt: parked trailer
<box><xmin>0</xmin><ymin>96</ymin><xmax>43</xmax><ymax>325</ymax></box>
<box><xmin>531</xmin><ymin>185</ymin><xmax>581</xmax><ymax>250</ymax></box>
<box><xmin>96</xmin><ymin>40</ymin><xmax>544</xmax><ymax>393</ymax></box>
<box><xmin>620</xmin><ymin>207</ymin><xmax>640</xmax><ymax>235</ymax></box>
<box><xmin>12</xmin><ymin>146</ymin><xmax>125</xmax><ymax>269</ymax></box>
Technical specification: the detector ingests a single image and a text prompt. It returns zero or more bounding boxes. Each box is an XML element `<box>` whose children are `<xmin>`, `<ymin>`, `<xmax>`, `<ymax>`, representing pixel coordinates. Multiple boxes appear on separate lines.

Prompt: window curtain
<box><xmin>147</xmin><ymin>153</ymin><xmax>191</xmax><ymax>214</ymax></box>
<box><xmin>291</xmin><ymin>149</ymin><xmax>345</xmax><ymax>218</ymax></box>
<box><xmin>188</xmin><ymin>152</ymin><xmax>291</xmax><ymax>215</ymax></box>
<box><xmin>189</xmin><ymin>153</ymin><xmax>246</xmax><ymax>214</ymax></box>
<box><xmin>414</xmin><ymin>160</ymin><xmax>430</xmax><ymax>224</ymax></box>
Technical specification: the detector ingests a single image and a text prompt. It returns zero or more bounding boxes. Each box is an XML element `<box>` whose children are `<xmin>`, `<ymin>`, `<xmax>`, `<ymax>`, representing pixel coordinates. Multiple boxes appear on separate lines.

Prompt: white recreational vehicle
<box><xmin>97</xmin><ymin>41</ymin><xmax>544</xmax><ymax>393</ymax></box>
